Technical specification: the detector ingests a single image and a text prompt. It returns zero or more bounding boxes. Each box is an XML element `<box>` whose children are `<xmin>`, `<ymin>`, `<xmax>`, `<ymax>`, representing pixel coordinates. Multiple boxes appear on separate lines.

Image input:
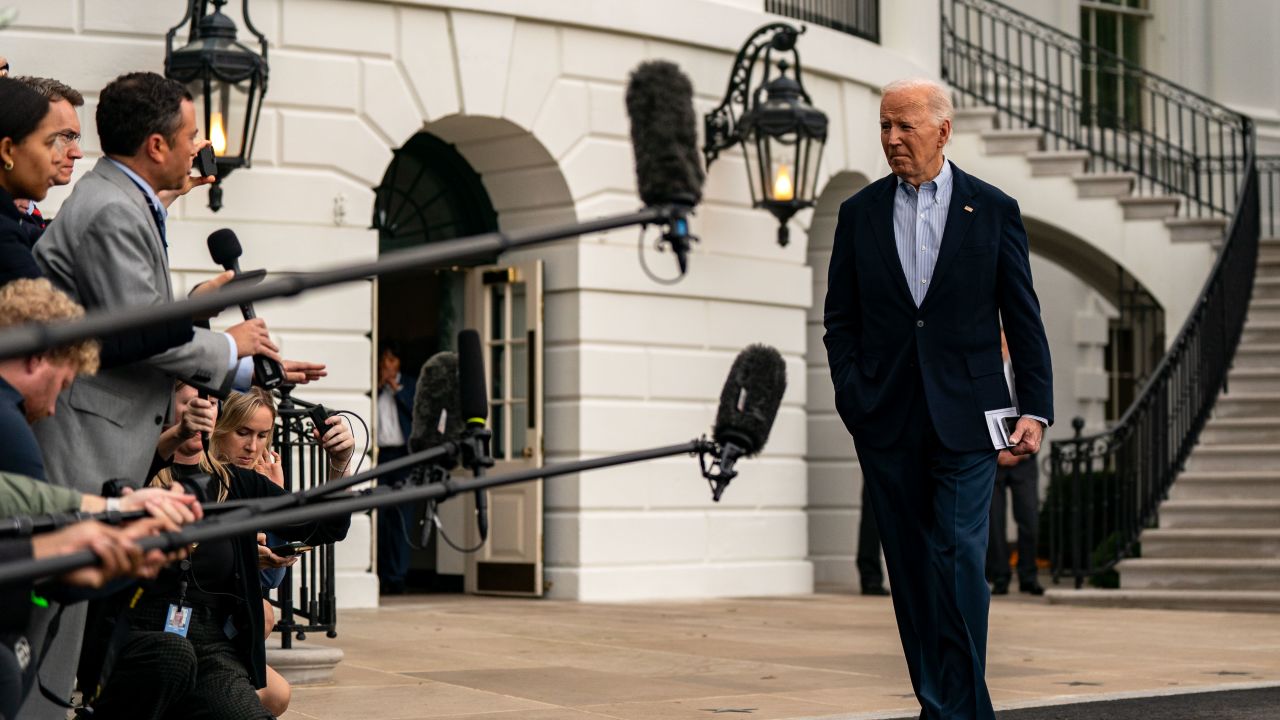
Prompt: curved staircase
<box><xmin>942</xmin><ymin>0</ymin><xmax>1275</xmax><ymax>613</ymax></box>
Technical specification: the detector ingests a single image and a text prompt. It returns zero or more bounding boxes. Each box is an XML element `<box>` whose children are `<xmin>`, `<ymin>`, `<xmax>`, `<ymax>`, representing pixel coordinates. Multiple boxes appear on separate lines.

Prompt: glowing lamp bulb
<box><xmin>210</xmin><ymin>112</ymin><xmax>227</xmax><ymax>156</ymax></box>
<box><xmin>772</xmin><ymin>164</ymin><xmax>794</xmax><ymax>201</ymax></box>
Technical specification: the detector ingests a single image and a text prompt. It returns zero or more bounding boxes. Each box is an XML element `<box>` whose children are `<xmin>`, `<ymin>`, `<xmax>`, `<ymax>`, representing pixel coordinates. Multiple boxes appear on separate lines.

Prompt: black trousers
<box><xmin>375</xmin><ymin>445</ymin><xmax>415</xmax><ymax>590</ymax></box>
<box><xmin>856</xmin><ymin>481</ymin><xmax>885</xmax><ymax>590</ymax></box>
<box><xmin>987</xmin><ymin>457</ymin><xmax>1040</xmax><ymax>585</ymax></box>
<box><xmin>855</xmin><ymin>375</ymin><xmax>998</xmax><ymax>720</ymax></box>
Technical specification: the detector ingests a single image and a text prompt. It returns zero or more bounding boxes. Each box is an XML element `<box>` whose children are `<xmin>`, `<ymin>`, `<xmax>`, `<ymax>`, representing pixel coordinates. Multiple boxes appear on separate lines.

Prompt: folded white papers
<box><xmin>984</xmin><ymin>407</ymin><xmax>1019</xmax><ymax>450</ymax></box>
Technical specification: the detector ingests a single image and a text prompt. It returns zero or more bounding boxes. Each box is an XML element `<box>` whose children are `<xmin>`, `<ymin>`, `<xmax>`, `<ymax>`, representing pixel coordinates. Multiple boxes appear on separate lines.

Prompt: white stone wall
<box><xmin>4</xmin><ymin>0</ymin><xmax>1255</xmax><ymax>602</ymax></box>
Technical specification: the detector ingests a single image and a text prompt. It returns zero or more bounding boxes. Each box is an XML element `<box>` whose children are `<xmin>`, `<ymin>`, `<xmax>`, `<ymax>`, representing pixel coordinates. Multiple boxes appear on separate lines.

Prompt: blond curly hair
<box><xmin>0</xmin><ymin>278</ymin><xmax>99</xmax><ymax>374</ymax></box>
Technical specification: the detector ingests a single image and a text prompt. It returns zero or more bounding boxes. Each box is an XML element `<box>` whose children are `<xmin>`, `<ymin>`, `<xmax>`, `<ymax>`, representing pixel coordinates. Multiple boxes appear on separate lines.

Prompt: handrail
<box><xmin>941</xmin><ymin>0</ymin><xmax>1250</xmax><ymax>218</ymax></box>
<box><xmin>940</xmin><ymin>0</ymin><xmax>1262</xmax><ymax>587</ymax></box>
<box><xmin>765</xmin><ymin>0</ymin><xmax>879</xmax><ymax>43</ymax></box>
<box><xmin>1047</xmin><ymin>142</ymin><xmax>1257</xmax><ymax>587</ymax></box>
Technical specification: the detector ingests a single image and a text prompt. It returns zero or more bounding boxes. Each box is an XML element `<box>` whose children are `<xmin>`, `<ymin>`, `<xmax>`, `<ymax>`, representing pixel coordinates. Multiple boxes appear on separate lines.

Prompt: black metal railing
<box><xmin>766</xmin><ymin>0</ymin><xmax>879</xmax><ymax>43</ymax></box>
<box><xmin>1262</xmin><ymin>155</ymin><xmax>1280</xmax><ymax>238</ymax></box>
<box><xmin>270</xmin><ymin>388</ymin><xmax>343</xmax><ymax>645</ymax></box>
<box><xmin>941</xmin><ymin>0</ymin><xmax>1250</xmax><ymax>218</ymax></box>
<box><xmin>1047</xmin><ymin>142</ymin><xmax>1258</xmax><ymax>587</ymax></box>
<box><xmin>940</xmin><ymin>0</ymin><xmax>1264</xmax><ymax>587</ymax></box>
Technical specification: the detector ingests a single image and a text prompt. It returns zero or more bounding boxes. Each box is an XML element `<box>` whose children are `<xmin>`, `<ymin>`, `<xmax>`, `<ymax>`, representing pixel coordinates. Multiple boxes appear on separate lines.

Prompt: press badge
<box><xmin>164</xmin><ymin>604</ymin><xmax>192</xmax><ymax>637</ymax></box>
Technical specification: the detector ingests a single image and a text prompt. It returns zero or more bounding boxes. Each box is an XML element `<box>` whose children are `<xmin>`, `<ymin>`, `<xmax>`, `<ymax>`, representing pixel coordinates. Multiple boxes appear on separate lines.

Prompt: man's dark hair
<box><xmin>13</xmin><ymin>76</ymin><xmax>84</xmax><ymax>107</ymax></box>
<box><xmin>96</xmin><ymin>71</ymin><xmax>192</xmax><ymax>157</ymax></box>
<box><xmin>0</xmin><ymin>77</ymin><xmax>51</xmax><ymax>146</ymax></box>
<box><xmin>378</xmin><ymin>339</ymin><xmax>403</xmax><ymax>359</ymax></box>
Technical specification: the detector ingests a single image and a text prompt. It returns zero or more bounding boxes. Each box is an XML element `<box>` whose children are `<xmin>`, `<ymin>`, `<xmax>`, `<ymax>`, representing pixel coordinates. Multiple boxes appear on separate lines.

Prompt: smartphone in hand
<box><xmin>268</xmin><ymin>541</ymin><xmax>314</xmax><ymax>557</ymax></box>
<box><xmin>196</xmin><ymin>145</ymin><xmax>218</xmax><ymax>178</ymax></box>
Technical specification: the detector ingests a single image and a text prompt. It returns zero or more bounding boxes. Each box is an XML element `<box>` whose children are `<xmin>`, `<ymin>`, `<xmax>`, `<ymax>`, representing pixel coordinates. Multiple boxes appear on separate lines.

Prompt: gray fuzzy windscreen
<box><xmin>713</xmin><ymin>344</ymin><xmax>787</xmax><ymax>456</ymax></box>
<box><xmin>409</xmin><ymin>351</ymin><xmax>463</xmax><ymax>452</ymax></box>
<box><xmin>626</xmin><ymin>60</ymin><xmax>705</xmax><ymax>207</ymax></box>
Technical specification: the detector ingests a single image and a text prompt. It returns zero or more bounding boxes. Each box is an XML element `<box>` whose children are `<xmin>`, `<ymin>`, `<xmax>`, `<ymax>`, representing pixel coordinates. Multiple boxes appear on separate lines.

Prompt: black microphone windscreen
<box><xmin>410</xmin><ymin>351</ymin><xmax>462</xmax><ymax>453</ymax></box>
<box><xmin>457</xmin><ymin>329</ymin><xmax>488</xmax><ymax>425</ymax></box>
<box><xmin>626</xmin><ymin>61</ymin><xmax>705</xmax><ymax>209</ymax></box>
<box><xmin>207</xmin><ymin>228</ymin><xmax>243</xmax><ymax>269</ymax></box>
<box><xmin>713</xmin><ymin>345</ymin><xmax>787</xmax><ymax>456</ymax></box>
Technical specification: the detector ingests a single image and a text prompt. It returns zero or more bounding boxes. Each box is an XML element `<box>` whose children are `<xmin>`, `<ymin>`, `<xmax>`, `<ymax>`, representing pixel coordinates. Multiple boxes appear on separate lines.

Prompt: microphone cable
<box><xmin>636</xmin><ymin>224</ymin><xmax>686</xmax><ymax>286</ymax></box>
<box><xmin>329</xmin><ymin>410</ymin><xmax>370</xmax><ymax>478</ymax></box>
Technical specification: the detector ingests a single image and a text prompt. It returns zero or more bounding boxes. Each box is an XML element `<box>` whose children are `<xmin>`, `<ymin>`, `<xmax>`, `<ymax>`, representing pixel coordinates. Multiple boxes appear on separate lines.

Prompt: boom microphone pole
<box><xmin>0</xmin><ymin>60</ymin><xmax>705</xmax><ymax>363</ymax></box>
<box><xmin>0</xmin><ymin>344</ymin><xmax>786</xmax><ymax>587</ymax></box>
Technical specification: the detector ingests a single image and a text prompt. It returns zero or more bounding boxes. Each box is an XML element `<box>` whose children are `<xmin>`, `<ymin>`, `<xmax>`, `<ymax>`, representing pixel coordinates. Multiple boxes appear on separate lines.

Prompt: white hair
<box><xmin>881</xmin><ymin>77</ymin><xmax>954</xmax><ymax>125</ymax></box>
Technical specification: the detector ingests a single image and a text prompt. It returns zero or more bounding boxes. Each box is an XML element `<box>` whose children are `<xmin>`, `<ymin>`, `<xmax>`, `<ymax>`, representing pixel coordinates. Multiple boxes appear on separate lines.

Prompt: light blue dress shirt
<box><xmin>893</xmin><ymin>158</ymin><xmax>953</xmax><ymax>307</ymax></box>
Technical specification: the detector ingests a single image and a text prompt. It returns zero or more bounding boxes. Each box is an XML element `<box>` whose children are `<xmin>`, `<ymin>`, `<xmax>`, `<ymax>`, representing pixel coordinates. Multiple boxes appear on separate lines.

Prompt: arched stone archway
<box><xmin>803</xmin><ymin>170</ymin><xmax>873</xmax><ymax>590</ymax></box>
<box><xmin>423</xmin><ymin>115</ymin><xmax>576</xmax><ymax>235</ymax></box>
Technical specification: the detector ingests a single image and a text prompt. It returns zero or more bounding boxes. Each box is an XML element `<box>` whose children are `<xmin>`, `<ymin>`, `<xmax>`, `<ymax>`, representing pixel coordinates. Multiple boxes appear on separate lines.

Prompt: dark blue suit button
<box><xmin>916</xmin><ymin>320</ymin><xmax>925</xmax><ymax>328</ymax></box>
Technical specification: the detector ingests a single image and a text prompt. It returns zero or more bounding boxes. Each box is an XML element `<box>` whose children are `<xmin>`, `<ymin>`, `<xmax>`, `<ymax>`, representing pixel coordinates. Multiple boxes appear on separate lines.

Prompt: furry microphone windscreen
<box><xmin>206</xmin><ymin>228</ymin><xmax>242</xmax><ymax>268</ymax></box>
<box><xmin>626</xmin><ymin>60</ymin><xmax>705</xmax><ymax>208</ymax></box>
<box><xmin>713</xmin><ymin>344</ymin><xmax>787</xmax><ymax>456</ymax></box>
<box><xmin>410</xmin><ymin>351</ymin><xmax>463</xmax><ymax>454</ymax></box>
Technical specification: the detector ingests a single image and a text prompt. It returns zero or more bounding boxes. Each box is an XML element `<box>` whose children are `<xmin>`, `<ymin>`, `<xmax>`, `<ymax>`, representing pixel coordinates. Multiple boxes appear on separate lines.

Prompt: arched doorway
<box><xmin>372</xmin><ymin>131</ymin><xmax>500</xmax><ymax>594</ymax></box>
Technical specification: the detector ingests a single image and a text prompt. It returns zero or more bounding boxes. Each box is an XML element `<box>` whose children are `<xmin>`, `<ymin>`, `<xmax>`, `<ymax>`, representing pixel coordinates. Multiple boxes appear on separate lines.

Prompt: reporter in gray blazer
<box><xmin>27</xmin><ymin>72</ymin><xmax>320</xmax><ymax>719</ymax></box>
<box><xmin>34</xmin><ymin>72</ymin><xmax>283</xmax><ymax>496</ymax></box>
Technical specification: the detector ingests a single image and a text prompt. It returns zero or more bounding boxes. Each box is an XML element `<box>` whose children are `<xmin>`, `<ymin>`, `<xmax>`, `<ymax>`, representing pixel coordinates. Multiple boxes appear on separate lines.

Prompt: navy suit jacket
<box><xmin>823</xmin><ymin>162</ymin><xmax>1053</xmax><ymax>452</ymax></box>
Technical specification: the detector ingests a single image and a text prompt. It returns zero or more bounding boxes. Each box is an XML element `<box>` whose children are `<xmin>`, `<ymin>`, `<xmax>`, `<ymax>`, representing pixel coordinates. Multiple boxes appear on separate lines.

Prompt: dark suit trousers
<box><xmin>987</xmin><ymin>459</ymin><xmax>1040</xmax><ymax>585</ymax></box>
<box><xmin>856</xmin><ymin>481</ymin><xmax>885</xmax><ymax>590</ymax></box>
<box><xmin>855</xmin><ymin>375</ymin><xmax>997</xmax><ymax>720</ymax></box>
<box><xmin>376</xmin><ymin>446</ymin><xmax>415</xmax><ymax>589</ymax></box>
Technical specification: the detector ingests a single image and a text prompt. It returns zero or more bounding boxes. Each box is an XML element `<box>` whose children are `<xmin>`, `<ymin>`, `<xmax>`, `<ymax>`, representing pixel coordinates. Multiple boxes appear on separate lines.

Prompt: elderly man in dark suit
<box><xmin>824</xmin><ymin>78</ymin><xmax>1053</xmax><ymax>720</ymax></box>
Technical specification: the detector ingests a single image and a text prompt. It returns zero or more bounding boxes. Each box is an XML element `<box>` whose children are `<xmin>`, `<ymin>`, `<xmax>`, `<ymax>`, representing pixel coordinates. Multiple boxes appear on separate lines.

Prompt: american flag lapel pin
<box><xmin>964</xmin><ymin>205</ymin><xmax>974</xmax><ymax>213</ymax></box>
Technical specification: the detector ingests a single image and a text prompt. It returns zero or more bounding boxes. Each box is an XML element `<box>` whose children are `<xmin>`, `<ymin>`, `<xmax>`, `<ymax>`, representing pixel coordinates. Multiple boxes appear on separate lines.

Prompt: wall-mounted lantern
<box><xmin>165</xmin><ymin>0</ymin><xmax>269</xmax><ymax>212</ymax></box>
<box><xmin>704</xmin><ymin>23</ymin><xmax>828</xmax><ymax>247</ymax></box>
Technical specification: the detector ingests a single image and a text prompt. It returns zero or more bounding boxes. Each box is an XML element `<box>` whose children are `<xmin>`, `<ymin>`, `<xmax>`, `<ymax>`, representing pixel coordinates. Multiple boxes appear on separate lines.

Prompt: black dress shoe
<box><xmin>991</xmin><ymin>579</ymin><xmax>1009</xmax><ymax>595</ymax></box>
<box><xmin>1019</xmin><ymin>581</ymin><xmax>1045</xmax><ymax>596</ymax></box>
<box><xmin>861</xmin><ymin>586</ymin><xmax>890</xmax><ymax>596</ymax></box>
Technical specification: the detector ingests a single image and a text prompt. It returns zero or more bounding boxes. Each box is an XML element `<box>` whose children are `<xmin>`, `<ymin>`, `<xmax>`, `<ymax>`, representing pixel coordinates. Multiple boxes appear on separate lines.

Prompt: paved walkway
<box><xmin>280</xmin><ymin>592</ymin><xmax>1280</xmax><ymax>720</ymax></box>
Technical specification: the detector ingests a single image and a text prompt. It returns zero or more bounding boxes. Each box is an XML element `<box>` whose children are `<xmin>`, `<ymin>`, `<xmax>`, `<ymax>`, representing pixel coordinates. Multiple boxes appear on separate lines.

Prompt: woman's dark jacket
<box><xmin>144</xmin><ymin>465</ymin><xmax>349</xmax><ymax>689</ymax></box>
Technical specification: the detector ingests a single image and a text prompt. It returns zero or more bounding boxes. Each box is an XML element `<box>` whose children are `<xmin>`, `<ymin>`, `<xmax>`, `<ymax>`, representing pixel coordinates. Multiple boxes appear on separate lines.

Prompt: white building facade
<box><xmin>4</xmin><ymin>0</ymin><xmax>1274</xmax><ymax>602</ymax></box>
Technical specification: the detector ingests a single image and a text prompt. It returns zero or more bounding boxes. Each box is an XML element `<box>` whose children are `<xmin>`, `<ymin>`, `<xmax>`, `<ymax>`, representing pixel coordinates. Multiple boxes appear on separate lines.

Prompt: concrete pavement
<box><xmin>279</xmin><ymin>592</ymin><xmax>1280</xmax><ymax>720</ymax></box>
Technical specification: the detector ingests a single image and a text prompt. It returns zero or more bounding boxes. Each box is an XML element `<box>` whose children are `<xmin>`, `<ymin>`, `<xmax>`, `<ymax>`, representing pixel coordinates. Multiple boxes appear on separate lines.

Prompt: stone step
<box><xmin>1245</xmin><ymin>299</ymin><xmax>1280</xmax><ymax>325</ymax></box>
<box><xmin>1223</xmin><ymin>368</ymin><xmax>1280</xmax><ymax>393</ymax></box>
<box><xmin>1073</xmin><ymin>172</ymin><xmax>1135</xmax><ymax>199</ymax></box>
<box><xmin>1159</xmin><ymin>499</ymin><xmax>1280</xmax><ymax>528</ymax></box>
<box><xmin>953</xmin><ymin>106</ymin><xmax>998</xmax><ymax>132</ymax></box>
<box><xmin>1170</xmin><ymin>469</ymin><xmax>1280</xmax><ymax>499</ymax></box>
<box><xmin>1164</xmin><ymin>216</ymin><xmax>1228</xmax><ymax>244</ymax></box>
<box><xmin>1201</xmin><ymin>417</ymin><xmax>1280</xmax><ymax>444</ymax></box>
<box><xmin>1213</xmin><ymin>392</ymin><xmax>1280</xmax><ymax>418</ymax></box>
<box><xmin>979</xmin><ymin>128</ymin><xmax>1043</xmax><ymax>155</ymax></box>
<box><xmin>1027</xmin><ymin>150</ymin><xmax>1090</xmax><ymax>177</ymax></box>
<box><xmin>1118</xmin><ymin>558</ymin><xmax>1280</xmax><ymax>591</ymax></box>
<box><xmin>1141</xmin><ymin>528</ymin><xmax>1280</xmax><ymax>558</ymax></box>
<box><xmin>1118</xmin><ymin>195</ymin><xmax>1181</xmax><ymax>220</ymax></box>
<box><xmin>1261</xmin><ymin>237</ymin><xmax>1280</xmax><ymax>264</ymax></box>
<box><xmin>1045</xmin><ymin>588</ymin><xmax>1280</xmax><ymax>613</ymax></box>
<box><xmin>1183</xmin><ymin>445</ymin><xmax>1280</xmax><ymax>472</ymax></box>
<box><xmin>1255</xmin><ymin>277</ymin><xmax>1280</xmax><ymax>300</ymax></box>
<box><xmin>1242</xmin><ymin>322</ymin><xmax>1280</xmax><ymax>344</ymax></box>
<box><xmin>1232</xmin><ymin>343</ymin><xmax>1280</xmax><ymax>368</ymax></box>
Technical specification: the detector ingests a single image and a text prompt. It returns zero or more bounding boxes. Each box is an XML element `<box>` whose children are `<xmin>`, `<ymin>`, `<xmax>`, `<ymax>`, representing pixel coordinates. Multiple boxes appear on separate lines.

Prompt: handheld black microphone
<box><xmin>708</xmin><ymin>344</ymin><xmax>787</xmax><ymax>501</ymax></box>
<box><xmin>626</xmin><ymin>61</ymin><xmax>705</xmax><ymax>275</ymax></box>
<box><xmin>457</xmin><ymin>329</ymin><xmax>491</xmax><ymax>542</ymax></box>
<box><xmin>207</xmin><ymin>228</ymin><xmax>286</xmax><ymax>388</ymax></box>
